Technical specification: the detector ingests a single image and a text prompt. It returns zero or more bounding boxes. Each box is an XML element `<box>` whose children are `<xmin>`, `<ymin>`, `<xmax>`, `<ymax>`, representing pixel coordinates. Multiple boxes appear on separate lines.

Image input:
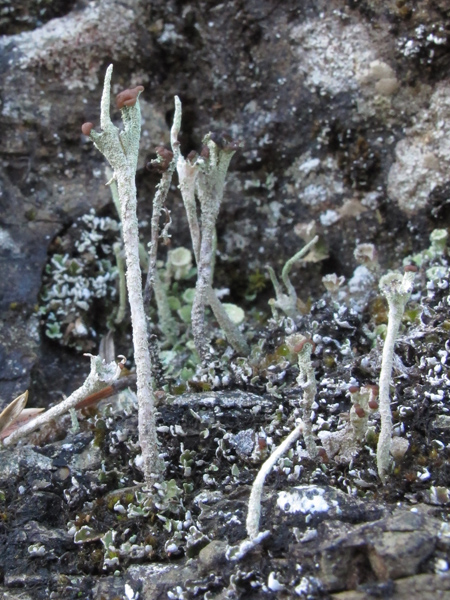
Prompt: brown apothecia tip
<box><xmin>81</xmin><ymin>122</ymin><xmax>94</xmax><ymax>136</ymax></box>
<box><xmin>116</xmin><ymin>86</ymin><xmax>144</xmax><ymax>110</ymax></box>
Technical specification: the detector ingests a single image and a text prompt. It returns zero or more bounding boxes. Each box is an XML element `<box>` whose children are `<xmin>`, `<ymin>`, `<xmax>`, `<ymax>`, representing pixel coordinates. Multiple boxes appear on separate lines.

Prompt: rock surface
<box><xmin>1</xmin><ymin>0</ymin><xmax>449</xmax><ymax>401</ymax></box>
<box><xmin>1</xmin><ymin>0</ymin><xmax>450</xmax><ymax>598</ymax></box>
<box><xmin>0</xmin><ymin>392</ymin><xmax>449</xmax><ymax>599</ymax></box>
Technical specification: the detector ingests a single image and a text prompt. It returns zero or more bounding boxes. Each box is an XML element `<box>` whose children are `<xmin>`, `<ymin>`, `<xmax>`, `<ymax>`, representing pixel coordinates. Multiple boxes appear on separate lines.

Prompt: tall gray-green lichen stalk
<box><xmin>377</xmin><ymin>268</ymin><xmax>415</xmax><ymax>483</ymax></box>
<box><xmin>174</xmin><ymin>122</ymin><xmax>249</xmax><ymax>359</ymax></box>
<box><xmin>83</xmin><ymin>65</ymin><xmax>163</xmax><ymax>485</ymax></box>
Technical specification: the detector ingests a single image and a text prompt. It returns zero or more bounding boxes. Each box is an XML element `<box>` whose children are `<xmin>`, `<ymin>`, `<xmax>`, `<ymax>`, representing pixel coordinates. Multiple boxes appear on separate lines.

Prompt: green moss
<box><xmin>425</xmin><ymin>333</ymin><xmax>441</xmax><ymax>344</ymax></box>
<box><xmin>245</xmin><ymin>269</ymin><xmax>267</xmax><ymax>300</ymax></box>
<box><xmin>93</xmin><ymin>419</ymin><xmax>107</xmax><ymax>447</ymax></box>
<box><xmin>98</xmin><ymin>471</ymin><xmax>109</xmax><ymax>484</ymax></box>
<box><xmin>276</xmin><ymin>343</ymin><xmax>290</xmax><ymax>358</ymax></box>
<box><xmin>124</xmin><ymin>492</ymin><xmax>134</xmax><ymax>504</ymax></box>
<box><xmin>403</xmin><ymin>306</ymin><xmax>422</xmax><ymax>324</ymax></box>
<box><xmin>90</xmin><ymin>548</ymin><xmax>103</xmax><ymax>564</ymax></box>
<box><xmin>188</xmin><ymin>381</ymin><xmax>212</xmax><ymax>392</ymax></box>
<box><xmin>24</xmin><ymin>208</ymin><xmax>37</xmax><ymax>221</ymax></box>
<box><xmin>370</xmin><ymin>296</ymin><xmax>388</xmax><ymax>325</ymax></box>
<box><xmin>323</xmin><ymin>354</ymin><xmax>336</xmax><ymax>368</ymax></box>
<box><xmin>106</xmin><ymin>495</ymin><xmax>121</xmax><ymax>511</ymax></box>
<box><xmin>365</xmin><ymin>427</ymin><xmax>378</xmax><ymax>447</ymax></box>
<box><xmin>172</xmin><ymin>383</ymin><xmax>187</xmax><ymax>395</ymax></box>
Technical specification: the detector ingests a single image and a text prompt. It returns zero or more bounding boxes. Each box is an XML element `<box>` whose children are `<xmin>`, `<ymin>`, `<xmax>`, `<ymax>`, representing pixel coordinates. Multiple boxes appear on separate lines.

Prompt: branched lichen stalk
<box><xmin>191</xmin><ymin>136</ymin><xmax>236</xmax><ymax>358</ymax></box>
<box><xmin>153</xmin><ymin>269</ymin><xmax>178</xmax><ymax>344</ymax></box>
<box><xmin>191</xmin><ymin>199</ymin><xmax>217</xmax><ymax>358</ymax></box>
<box><xmin>268</xmin><ymin>236</ymin><xmax>319</xmax><ymax>319</ymax></box>
<box><xmin>144</xmin><ymin>177</ymin><xmax>171</xmax><ymax>305</ymax></box>
<box><xmin>174</xmin><ymin>106</ymin><xmax>249</xmax><ymax>358</ymax></box>
<box><xmin>144</xmin><ymin>97</ymin><xmax>181</xmax><ymax>306</ymax></box>
<box><xmin>291</xmin><ymin>336</ymin><xmax>318</xmax><ymax>459</ymax></box>
<box><xmin>377</xmin><ymin>270</ymin><xmax>415</xmax><ymax>483</ymax></box>
<box><xmin>206</xmin><ymin>288</ymin><xmax>249</xmax><ymax>356</ymax></box>
<box><xmin>177</xmin><ymin>158</ymin><xmax>201</xmax><ymax>261</ymax></box>
<box><xmin>281</xmin><ymin>235</ymin><xmax>319</xmax><ymax>299</ymax></box>
<box><xmin>86</xmin><ymin>64</ymin><xmax>163</xmax><ymax>485</ymax></box>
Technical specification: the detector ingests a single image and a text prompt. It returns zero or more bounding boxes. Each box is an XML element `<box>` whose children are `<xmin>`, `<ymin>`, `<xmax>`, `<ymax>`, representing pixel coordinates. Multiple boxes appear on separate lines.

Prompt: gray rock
<box><xmin>1</xmin><ymin>0</ymin><xmax>444</xmax><ymax>404</ymax></box>
<box><xmin>198</xmin><ymin>540</ymin><xmax>229</xmax><ymax>573</ymax></box>
<box><xmin>432</xmin><ymin>415</ymin><xmax>450</xmax><ymax>430</ymax></box>
<box><xmin>330</xmin><ymin>573</ymin><xmax>450</xmax><ymax>600</ymax></box>
<box><xmin>0</xmin><ymin>446</ymin><xmax>53</xmax><ymax>477</ymax></box>
<box><xmin>317</xmin><ymin>507</ymin><xmax>442</xmax><ymax>592</ymax></box>
<box><xmin>126</xmin><ymin>562</ymin><xmax>199</xmax><ymax>600</ymax></box>
<box><xmin>0</xmin><ymin>2</ymin><xmax>449</xmax><ymax>599</ymax></box>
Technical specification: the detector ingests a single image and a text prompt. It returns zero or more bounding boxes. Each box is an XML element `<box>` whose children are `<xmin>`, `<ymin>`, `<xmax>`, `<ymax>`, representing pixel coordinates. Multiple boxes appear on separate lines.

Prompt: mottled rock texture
<box><xmin>0</xmin><ymin>0</ymin><xmax>449</xmax><ymax>403</ymax></box>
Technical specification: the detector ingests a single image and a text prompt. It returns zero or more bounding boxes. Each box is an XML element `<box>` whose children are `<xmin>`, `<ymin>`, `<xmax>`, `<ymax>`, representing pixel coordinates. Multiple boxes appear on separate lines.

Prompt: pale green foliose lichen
<box><xmin>39</xmin><ymin>208</ymin><xmax>120</xmax><ymax>350</ymax></box>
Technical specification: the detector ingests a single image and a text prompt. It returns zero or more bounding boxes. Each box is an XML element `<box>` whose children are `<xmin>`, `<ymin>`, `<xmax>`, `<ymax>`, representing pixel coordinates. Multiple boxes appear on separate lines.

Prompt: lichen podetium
<box><xmin>83</xmin><ymin>65</ymin><xmax>164</xmax><ymax>485</ymax></box>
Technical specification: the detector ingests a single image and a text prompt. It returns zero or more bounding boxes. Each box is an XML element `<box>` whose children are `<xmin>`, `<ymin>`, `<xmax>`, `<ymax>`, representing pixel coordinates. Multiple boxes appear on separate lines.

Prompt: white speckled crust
<box><xmin>277</xmin><ymin>487</ymin><xmax>331</xmax><ymax>515</ymax></box>
<box><xmin>290</xmin><ymin>16</ymin><xmax>377</xmax><ymax>96</ymax></box>
<box><xmin>8</xmin><ymin>0</ymin><xmax>141</xmax><ymax>91</ymax></box>
<box><xmin>388</xmin><ymin>82</ymin><xmax>450</xmax><ymax>213</ymax></box>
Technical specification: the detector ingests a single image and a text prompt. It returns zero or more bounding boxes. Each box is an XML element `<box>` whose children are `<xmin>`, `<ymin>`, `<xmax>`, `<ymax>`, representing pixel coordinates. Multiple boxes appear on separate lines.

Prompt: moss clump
<box><xmin>93</xmin><ymin>419</ymin><xmax>108</xmax><ymax>448</ymax></box>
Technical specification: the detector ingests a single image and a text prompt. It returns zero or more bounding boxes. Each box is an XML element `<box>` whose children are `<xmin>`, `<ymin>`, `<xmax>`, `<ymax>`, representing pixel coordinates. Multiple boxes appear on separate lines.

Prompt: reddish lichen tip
<box><xmin>81</xmin><ymin>122</ymin><xmax>94</xmax><ymax>136</ymax></box>
<box><xmin>292</xmin><ymin>338</ymin><xmax>315</xmax><ymax>354</ymax></box>
<box><xmin>116</xmin><ymin>86</ymin><xmax>144</xmax><ymax>110</ymax></box>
